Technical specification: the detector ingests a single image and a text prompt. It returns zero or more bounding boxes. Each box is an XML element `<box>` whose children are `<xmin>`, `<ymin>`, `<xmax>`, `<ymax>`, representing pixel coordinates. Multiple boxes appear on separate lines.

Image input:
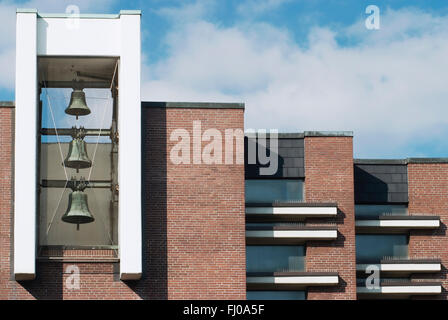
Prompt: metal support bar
<box><xmin>40</xmin><ymin>80</ymin><xmax>110</xmax><ymax>89</ymax></box>
<box><xmin>41</xmin><ymin>128</ymin><xmax>112</xmax><ymax>137</ymax></box>
<box><xmin>76</xmin><ymin>71</ymin><xmax>112</xmax><ymax>81</ymax></box>
<box><xmin>41</xmin><ymin>179</ymin><xmax>113</xmax><ymax>189</ymax></box>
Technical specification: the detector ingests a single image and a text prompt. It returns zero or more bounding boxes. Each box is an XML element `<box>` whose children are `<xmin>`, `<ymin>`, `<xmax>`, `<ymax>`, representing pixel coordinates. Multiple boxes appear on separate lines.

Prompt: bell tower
<box><xmin>14</xmin><ymin>9</ymin><xmax>142</xmax><ymax>281</ymax></box>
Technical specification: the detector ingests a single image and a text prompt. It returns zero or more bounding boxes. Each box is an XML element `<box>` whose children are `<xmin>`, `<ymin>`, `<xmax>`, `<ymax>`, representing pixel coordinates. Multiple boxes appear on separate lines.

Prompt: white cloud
<box><xmin>237</xmin><ymin>0</ymin><xmax>292</xmax><ymax>17</ymax></box>
<box><xmin>2</xmin><ymin>1</ymin><xmax>448</xmax><ymax>157</ymax></box>
<box><xmin>142</xmin><ymin>7</ymin><xmax>448</xmax><ymax>158</ymax></box>
<box><xmin>0</xmin><ymin>48</ymin><xmax>15</xmax><ymax>89</ymax></box>
<box><xmin>154</xmin><ymin>0</ymin><xmax>216</xmax><ymax>24</ymax></box>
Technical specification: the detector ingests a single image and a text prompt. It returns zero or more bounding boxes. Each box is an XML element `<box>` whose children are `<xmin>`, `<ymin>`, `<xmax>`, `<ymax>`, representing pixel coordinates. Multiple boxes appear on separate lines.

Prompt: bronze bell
<box><xmin>62</xmin><ymin>178</ymin><xmax>94</xmax><ymax>225</ymax></box>
<box><xmin>65</xmin><ymin>88</ymin><xmax>91</xmax><ymax>119</ymax></box>
<box><xmin>64</xmin><ymin>127</ymin><xmax>92</xmax><ymax>171</ymax></box>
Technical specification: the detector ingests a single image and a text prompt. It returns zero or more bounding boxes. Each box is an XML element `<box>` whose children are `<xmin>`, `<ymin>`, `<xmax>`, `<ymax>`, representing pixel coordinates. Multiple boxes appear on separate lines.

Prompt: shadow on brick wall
<box><xmin>125</xmin><ymin>106</ymin><xmax>168</xmax><ymax>299</ymax></box>
<box><xmin>411</xmin><ymin>223</ymin><xmax>447</xmax><ymax>237</ymax></box>
<box><xmin>17</xmin><ymin>263</ymin><xmax>63</xmax><ymax>299</ymax></box>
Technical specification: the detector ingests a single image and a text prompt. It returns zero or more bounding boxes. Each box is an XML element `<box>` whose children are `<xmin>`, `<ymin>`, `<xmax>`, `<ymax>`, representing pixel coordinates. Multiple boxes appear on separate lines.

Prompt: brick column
<box><xmin>163</xmin><ymin>107</ymin><xmax>246</xmax><ymax>299</ymax></box>
<box><xmin>0</xmin><ymin>106</ymin><xmax>14</xmax><ymax>299</ymax></box>
<box><xmin>304</xmin><ymin>135</ymin><xmax>357</xmax><ymax>300</ymax></box>
<box><xmin>408</xmin><ymin>163</ymin><xmax>448</xmax><ymax>300</ymax></box>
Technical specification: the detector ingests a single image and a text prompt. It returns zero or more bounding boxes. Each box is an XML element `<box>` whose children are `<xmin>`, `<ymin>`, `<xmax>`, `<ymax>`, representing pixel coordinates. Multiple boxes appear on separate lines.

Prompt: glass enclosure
<box><xmin>355</xmin><ymin>204</ymin><xmax>408</xmax><ymax>218</ymax></box>
<box><xmin>356</xmin><ymin>234</ymin><xmax>408</xmax><ymax>262</ymax></box>
<box><xmin>246</xmin><ymin>245</ymin><xmax>305</xmax><ymax>273</ymax></box>
<box><xmin>38</xmin><ymin>57</ymin><xmax>119</xmax><ymax>249</ymax></box>
<box><xmin>245</xmin><ymin>179</ymin><xmax>304</xmax><ymax>203</ymax></box>
<box><xmin>247</xmin><ymin>291</ymin><xmax>306</xmax><ymax>300</ymax></box>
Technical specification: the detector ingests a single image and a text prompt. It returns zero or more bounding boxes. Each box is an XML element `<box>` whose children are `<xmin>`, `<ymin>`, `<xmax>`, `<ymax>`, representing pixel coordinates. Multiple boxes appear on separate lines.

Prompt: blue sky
<box><xmin>1</xmin><ymin>0</ymin><xmax>448</xmax><ymax>158</ymax></box>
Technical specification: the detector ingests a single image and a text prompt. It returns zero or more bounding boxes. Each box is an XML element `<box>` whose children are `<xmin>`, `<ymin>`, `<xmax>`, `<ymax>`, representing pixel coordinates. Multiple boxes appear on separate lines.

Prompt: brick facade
<box><xmin>154</xmin><ymin>107</ymin><xmax>246</xmax><ymax>299</ymax></box>
<box><xmin>0</xmin><ymin>105</ymin><xmax>246</xmax><ymax>299</ymax></box>
<box><xmin>304</xmin><ymin>136</ymin><xmax>357</xmax><ymax>300</ymax></box>
<box><xmin>408</xmin><ymin>163</ymin><xmax>448</xmax><ymax>300</ymax></box>
<box><xmin>2</xmin><ymin>102</ymin><xmax>447</xmax><ymax>300</ymax></box>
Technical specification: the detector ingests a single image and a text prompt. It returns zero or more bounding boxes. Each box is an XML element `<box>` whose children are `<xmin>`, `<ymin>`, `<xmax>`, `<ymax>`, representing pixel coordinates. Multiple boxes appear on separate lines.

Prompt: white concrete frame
<box><xmin>246</xmin><ymin>206</ymin><xmax>337</xmax><ymax>217</ymax></box>
<box><xmin>14</xmin><ymin>9</ymin><xmax>38</xmax><ymax>281</ymax></box>
<box><xmin>247</xmin><ymin>275</ymin><xmax>339</xmax><ymax>286</ymax></box>
<box><xmin>14</xmin><ymin>10</ymin><xmax>142</xmax><ymax>280</ymax></box>
<box><xmin>355</xmin><ymin>219</ymin><xmax>440</xmax><ymax>229</ymax></box>
<box><xmin>246</xmin><ymin>230</ymin><xmax>338</xmax><ymax>240</ymax></box>
<box><xmin>356</xmin><ymin>263</ymin><xmax>441</xmax><ymax>273</ymax></box>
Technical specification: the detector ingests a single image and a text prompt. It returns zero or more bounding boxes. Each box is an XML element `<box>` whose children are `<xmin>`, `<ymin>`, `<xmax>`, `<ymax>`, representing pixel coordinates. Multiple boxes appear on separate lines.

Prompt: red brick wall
<box><xmin>304</xmin><ymin>136</ymin><xmax>357</xmax><ymax>300</ymax></box>
<box><xmin>0</xmin><ymin>107</ymin><xmax>14</xmax><ymax>298</ymax></box>
<box><xmin>0</xmin><ymin>105</ymin><xmax>246</xmax><ymax>299</ymax></box>
<box><xmin>408</xmin><ymin>163</ymin><xmax>448</xmax><ymax>300</ymax></box>
<box><xmin>162</xmin><ymin>108</ymin><xmax>246</xmax><ymax>299</ymax></box>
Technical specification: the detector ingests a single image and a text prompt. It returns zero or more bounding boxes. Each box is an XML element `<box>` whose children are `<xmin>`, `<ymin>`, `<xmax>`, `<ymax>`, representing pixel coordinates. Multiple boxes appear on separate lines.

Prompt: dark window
<box><xmin>245</xmin><ymin>179</ymin><xmax>303</xmax><ymax>203</ymax></box>
<box><xmin>355</xmin><ymin>204</ymin><xmax>407</xmax><ymax>218</ymax></box>
<box><xmin>356</xmin><ymin>234</ymin><xmax>408</xmax><ymax>263</ymax></box>
<box><xmin>247</xmin><ymin>291</ymin><xmax>305</xmax><ymax>300</ymax></box>
<box><xmin>246</xmin><ymin>245</ymin><xmax>305</xmax><ymax>273</ymax></box>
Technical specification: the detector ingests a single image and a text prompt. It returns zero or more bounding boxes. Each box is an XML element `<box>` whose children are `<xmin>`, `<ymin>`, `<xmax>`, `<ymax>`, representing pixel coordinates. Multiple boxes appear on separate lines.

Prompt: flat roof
<box><xmin>0</xmin><ymin>101</ymin><xmax>14</xmax><ymax>107</ymax></box>
<box><xmin>355</xmin><ymin>158</ymin><xmax>448</xmax><ymax>165</ymax></box>
<box><xmin>354</xmin><ymin>159</ymin><xmax>408</xmax><ymax>165</ymax></box>
<box><xmin>244</xmin><ymin>131</ymin><xmax>353</xmax><ymax>138</ymax></box>
<box><xmin>17</xmin><ymin>9</ymin><xmax>141</xmax><ymax>18</ymax></box>
<box><xmin>141</xmin><ymin>101</ymin><xmax>245</xmax><ymax>109</ymax></box>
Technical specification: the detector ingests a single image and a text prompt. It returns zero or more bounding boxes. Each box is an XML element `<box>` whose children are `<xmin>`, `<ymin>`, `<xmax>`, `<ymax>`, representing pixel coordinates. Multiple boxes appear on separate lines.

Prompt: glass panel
<box><xmin>247</xmin><ymin>291</ymin><xmax>305</xmax><ymax>300</ymax></box>
<box><xmin>355</xmin><ymin>204</ymin><xmax>408</xmax><ymax>218</ymax></box>
<box><xmin>245</xmin><ymin>179</ymin><xmax>303</xmax><ymax>203</ymax></box>
<box><xmin>39</xmin><ymin>83</ymin><xmax>118</xmax><ymax>248</ymax></box>
<box><xmin>246</xmin><ymin>246</ymin><xmax>305</xmax><ymax>272</ymax></box>
<box><xmin>246</xmin><ymin>223</ymin><xmax>304</xmax><ymax>228</ymax></box>
<box><xmin>356</xmin><ymin>235</ymin><xmax>408</xmax><ymax>263</ymax></box>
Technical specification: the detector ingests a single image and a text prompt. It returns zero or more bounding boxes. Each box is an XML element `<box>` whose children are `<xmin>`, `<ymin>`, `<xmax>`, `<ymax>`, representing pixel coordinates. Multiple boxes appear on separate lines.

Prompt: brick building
<box><xmin>1</xmin><ymin>9</ymin><xmax>447</xmax><ymax>300</ymax></box>
<box><xmin>1</xmin><ymin>100</ymin><xmax>448</xmax><ymax>300</ymax></box>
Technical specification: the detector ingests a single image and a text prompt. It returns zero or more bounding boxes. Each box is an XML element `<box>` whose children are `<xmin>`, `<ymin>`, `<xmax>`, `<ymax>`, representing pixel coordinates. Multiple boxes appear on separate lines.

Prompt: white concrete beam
<box><xmin>14</xmin><ymin>9</ymin><xmax>38</xmax><ymax>281</ymax></box>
